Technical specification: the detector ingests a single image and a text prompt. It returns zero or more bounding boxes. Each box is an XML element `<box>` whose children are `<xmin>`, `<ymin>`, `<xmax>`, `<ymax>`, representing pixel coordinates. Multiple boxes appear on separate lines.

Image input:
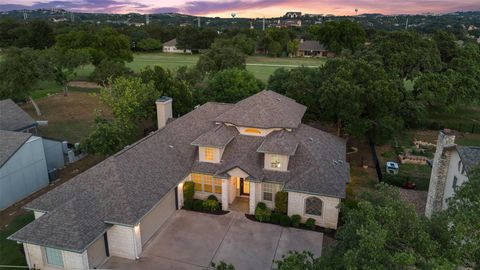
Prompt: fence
<box><xmin>427</xmin><ymin>122</ymin><xmax>479</xmax><ymax>134</ymax></box>
<box><xmin>368</xmin><ymin>137</ymin><xmax>383</xmax><ymax>182</ymax></box>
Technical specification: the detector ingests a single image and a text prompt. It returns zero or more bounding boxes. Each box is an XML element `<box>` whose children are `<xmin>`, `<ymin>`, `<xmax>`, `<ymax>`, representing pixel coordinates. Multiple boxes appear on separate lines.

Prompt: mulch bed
<box><xmin>181</xmin><ymin>207</ymin><xmax>229</xmax><ymax>216</ymax></box>
<box><xmin>245</xmin><ymin>214</ymin><xmax>337</xmax><ymax>238</ymax></box>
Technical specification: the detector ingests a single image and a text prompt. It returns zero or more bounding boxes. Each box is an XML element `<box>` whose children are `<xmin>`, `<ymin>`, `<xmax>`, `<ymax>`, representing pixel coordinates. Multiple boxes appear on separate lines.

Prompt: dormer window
<box><xmin>205</xmin><ymin>147</ymin><xmax>215</xmax><ymax>161</ymax></box>
<box><xmin>270</xmin><ymin>155</ymin><xmax>282</xmax><ymax>169</ymax></box>
<box><xmin>264</xmin><ymin>153</ymin><xmax>289</xmax><ymax>172</ymax></box>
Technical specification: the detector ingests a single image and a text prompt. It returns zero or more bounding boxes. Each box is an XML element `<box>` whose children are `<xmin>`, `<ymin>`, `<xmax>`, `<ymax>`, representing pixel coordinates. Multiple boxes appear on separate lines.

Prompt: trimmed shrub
<box><xmin>291</xmin><ymin>214</ymin><xmax>301</xmax><ymax>227</ymax></box>
<box><xmin>203</xmin><ymin>199</ymin><xmax>220</xmax><ymax>212</ymax></box>
<box><xmin>275</xmin><ymin>191</ymin><xmax>288</xmax><ymax>214</ymax></box>
<box><xmin>255</xmin><ymin>203</ymin><xmax>272</xmax><ymax>222</ymax></box>
<box><xmin>279</xmin><ymin>215</ymin><xmax>291</xmax><ymax>227</ymax></box>
<box><xmin>183</xmin><ymin>181</ymin><xmax>195</xmax><ymax>208</ymax></box>
<box><xmin>193</xmin><ymin>199</ymin><xmax>204</xmax><ymax>211</ymax></box>
<box><xmin>271</xmin><ymin>212</ymin><xmax>282</xmax><ymax>225</ymax></box>
<box><xmin>207</xmin><ymin>194</ymin><xmax>219</xmax><ymax>201</ymax></box>
<box><xmin>305</xmin><ymin>218</ymin><xmax>316</xmax><ymax>230</ymax></box>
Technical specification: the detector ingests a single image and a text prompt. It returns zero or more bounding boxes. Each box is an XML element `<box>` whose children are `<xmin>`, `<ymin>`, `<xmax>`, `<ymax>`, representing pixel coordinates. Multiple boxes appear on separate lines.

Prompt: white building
<box><xmin>162</xmin><ymin>38</ymin><xmax>191</xmax><ymax>54</ymax></box>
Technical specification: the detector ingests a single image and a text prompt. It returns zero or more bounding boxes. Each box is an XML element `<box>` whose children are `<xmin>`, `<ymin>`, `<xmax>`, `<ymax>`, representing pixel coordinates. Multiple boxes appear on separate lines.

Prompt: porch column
<box><xmin>221</xmin><ymin>178</ymin><xmax>229</xmax><ymax>211</ymax></box>
<box><xmin>249</xmin><ymin>182</ymin><xmax>257</xmax><ymax>214</ymax></box>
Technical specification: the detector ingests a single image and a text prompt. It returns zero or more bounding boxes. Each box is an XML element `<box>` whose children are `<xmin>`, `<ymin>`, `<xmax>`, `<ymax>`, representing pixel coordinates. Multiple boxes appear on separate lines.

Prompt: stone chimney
<box><xmin>425</xmin><ymin>129</ymin><xmax>456</xmax><ymax>218</ymax></box>
<box><xmin>156</xmin><ymin>96</ymin><xmax>172</xmax><ymax>130</ymax></box>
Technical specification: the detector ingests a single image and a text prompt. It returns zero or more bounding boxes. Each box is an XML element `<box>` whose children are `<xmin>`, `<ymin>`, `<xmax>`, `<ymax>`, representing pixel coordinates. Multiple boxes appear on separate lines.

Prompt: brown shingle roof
<box><xmin>257</xmin><ymin>130</ymin><xmax>298</xmax><ymax>156</ymax></box>
<box><xmin>214</xmin><ymin>90</ymin><xmax>307</xmax><ymax>129</ymax></box>
<box><xmin>298</xmin><ymin>40</ymin><xmax>327</xmax><ymax>52</ymax></box>
<box><xmin>0</xmin><ymin>130</ymin><xmax>32</xmax><ymax>167</ymax></box>
<box><xmin>191</xmin><ymin>124</ymin><xmax>237</xmax><ymax>148</ymax></box>
<box><xmin>163</xmin><ymin>38</ymin><xmax>177</xmax><ymax>47</ymax></box>
<box><xmin>0</xmin><ymin>99</ymin><xmax>37</xmax><ymax>131</ymax></box>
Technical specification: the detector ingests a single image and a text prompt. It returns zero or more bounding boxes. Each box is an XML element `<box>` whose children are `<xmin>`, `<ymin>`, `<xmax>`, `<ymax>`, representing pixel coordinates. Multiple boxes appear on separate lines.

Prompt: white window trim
<box><xmin>304</xmin><ymin>196</ymin><xmax>324</xmax><ymax>217</ymax></box>
<box><xmin>192</xmin><ymin>174</ymin><xmax>222</xmax><ymax>195</ymax></box>
<box><xmin>262</xmin><ymin>183</ymin><xmax>276</xmax><ymax>202</ymax></box>
<box><xmin>43</xmin><ymin>247</ymin><xmax>64</xmax><ymax>268</ymax></box>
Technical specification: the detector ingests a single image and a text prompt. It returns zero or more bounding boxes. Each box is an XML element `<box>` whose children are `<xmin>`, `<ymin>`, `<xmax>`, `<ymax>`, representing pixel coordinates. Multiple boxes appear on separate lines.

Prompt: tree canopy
<box><xmin>308</xmin><ymin>20</ymin><xmax>366</xmax><ymax>54</ymax></box>
<box><xmin>204</xmin><ymin>68</ymin><xmax>264</xmax><ymax>103</ymax></box>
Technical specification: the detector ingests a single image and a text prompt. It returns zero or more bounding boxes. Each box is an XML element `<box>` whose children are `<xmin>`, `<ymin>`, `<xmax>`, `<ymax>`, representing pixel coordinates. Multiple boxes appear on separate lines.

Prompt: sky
<box><xmin>0</xmin><ymin>0</ymin><xmax>479</xmax><ymax>17</ymax></box>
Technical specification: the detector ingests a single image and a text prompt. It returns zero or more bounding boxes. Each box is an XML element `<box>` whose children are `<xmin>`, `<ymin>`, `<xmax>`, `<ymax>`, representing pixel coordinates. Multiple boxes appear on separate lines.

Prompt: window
<box><xmin>45</xmin><ymin>247</ymin><xmax>64</xmax><ymax>267</ymax></box>
<box><xmin>214</xmin><ymin>177</ymin><xmax>222</xmax><ymax>194</ymax></box>
<box><xmin>204</xmin><ymin>175</ymin><xmax>213</xmax><ymax>193</ymax></box>
<box><xmin>452</xmin><ymin>176</ymin><xmax>458</xmax><ymax>189</ymax></box>
<box><xmin>244</xmin><ymin>128</ymin><xmax>262</xmax><ymax>134</ymax></box>
<box><xmin>205</xmin><ymin>148</ymin><xmax>214</xmax><ymax>161</ymax></box>
<box><xmin>263</xmin><ymin>183</ymin><xmax>274</xmax><ymax>201</ymax></box>
<box><xmin>192</xmin><ymin>173</ymin><xmax>202</xmax><ymax>192</ymax></box>
<box><xmin>305</xmin><ymin>197</ymin><xmax>323</xmax><ymax>216</ymax></box>
<box><xmin>270</xmin><ymin>155</ymin><xmax>282</xmax><ymax>169</ymax></box>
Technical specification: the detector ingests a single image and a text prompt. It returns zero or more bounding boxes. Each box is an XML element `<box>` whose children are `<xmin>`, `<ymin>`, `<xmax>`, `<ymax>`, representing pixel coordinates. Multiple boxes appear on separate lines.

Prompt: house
<box><xmin>425</xmin><ymin>129</ymin><xmax>480</xmax><ymax>217</ymax></box>
<box><xmin>0</xmin><ymin>131</ymin><xmax>49</xmax><ymax>210</ymax></box>
<box><xmin>0</xmin><ymin>99</ymin><xmax>38</xmax><ymax>133</ymax></box>
<box><xmin>0</xmin><ymin>99</ymin><xmax>65</xmax><ymax>210</ymax></box>
<box><xmin>276</xmin><ymin>19</ymin><xmax>302</xmax><ymax>28</ymax></box>
<box><xmin>9</xmin><ymin>91</ymin><xmax>349</xmax><ymax>269</ymax></box>
<box><xmin>297</xmin><ymin>40</ymin><xmax>334</xmax><ymax>57</ymax></box>
<box><xmin>284</xmin><ymin>12</ymin><xmax>302</xmax><ymax>18</ymax></box>
<box><xmin>162</xmin><ymin>38</ymin><xmax>192</xmax><ymax>54</ymax></box>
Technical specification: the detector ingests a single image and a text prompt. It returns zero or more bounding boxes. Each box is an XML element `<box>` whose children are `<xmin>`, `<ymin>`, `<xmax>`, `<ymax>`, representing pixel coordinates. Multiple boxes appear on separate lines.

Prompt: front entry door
<box><xmin>240</xmin><ymin>178</ymin><xmax>250</xmax><ymax>195</ymax></box>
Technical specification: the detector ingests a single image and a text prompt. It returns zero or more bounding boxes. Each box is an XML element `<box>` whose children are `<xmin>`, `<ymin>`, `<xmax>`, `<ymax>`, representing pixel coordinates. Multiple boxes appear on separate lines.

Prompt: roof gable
<box><xmin>0</xmin><ymin>99</ymin><xmax>37</xmax><ymax>131</ymax></box>
<box><xmin>214</xmin><ymin>90</ymin><xmax>307</xmax><ymax>129</ymax></box>
<box><xmin>457</xmin><ymin>145</ymin><xmax>480</xmax><ymax>173</ymax></box>
<box><xmin>0</xmin><ymin>130</ymin><xmax>32</xmax><ymax>167</ymax></box>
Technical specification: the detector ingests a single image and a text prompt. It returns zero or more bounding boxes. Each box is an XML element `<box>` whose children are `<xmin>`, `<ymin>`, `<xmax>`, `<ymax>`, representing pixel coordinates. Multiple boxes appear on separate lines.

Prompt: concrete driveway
<box><xmin>102</xmin><ymin>210</ymin><xmax>323</xmax><ymax>270</ymax></box>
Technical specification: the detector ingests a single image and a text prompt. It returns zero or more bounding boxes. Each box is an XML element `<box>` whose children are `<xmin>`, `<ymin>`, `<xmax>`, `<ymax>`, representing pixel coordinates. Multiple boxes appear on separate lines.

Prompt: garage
<box><xmin>140</xmin><ymin>188</ymin><xmax>177</xmax><ymax>246</ymax></box>
<box><xmin>87</xmin><ymin>234</ymin><xmax>108</xmax><ymax>268</ymax></box>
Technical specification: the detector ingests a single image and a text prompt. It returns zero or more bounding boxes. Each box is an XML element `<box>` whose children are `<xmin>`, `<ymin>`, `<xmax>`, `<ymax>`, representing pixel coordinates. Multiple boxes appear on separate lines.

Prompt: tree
<box><xmin>433</xmin><ymin>30</ymin><xmax>459</xmax><ymax>63</ymax></box>
<box><xmin>90</xmin><ymin>60</ymin><xmax>133</xmax><ymax>86</ymax></box>
<box><xmin>28</xmin><ymin>20</ymin><xmax>54</xmax><ymax>49</ymax></box>
<box><xmin>214</xmin><ymin>34</ymin><xmax>256</xmax><ymax>55</ymax></box>
<box><xmin>80</xmin><ymin>116</ymin><xmax>131</xmax><ymax>155</ymax></box>
<box><xmin>0</xmin><ymin>48</ymin><xmax>46</xmax><ymax>101</ymax></box>
<box><xmin>308</xmin><ymin>20</ymin><xmax>366</xmax><ymax>54</ymax></box>
<box><xmin>136</xmin><ymin>38</ymin><xmax>162</xmax><ymax>51</ymax></box>
<box><xmin>196</xmin><ymin>44</ymin><xmax>246</xmax><ymax>75</ymax></box>
<box><xmin>205</xmin><ymin>68</ymin><xmax>264</xmax><ymax>103</ymax></box>
<box><xmin>287</xmin><ymin>39</ymin><xmax>300</xmax><ymax>57</ymax></box>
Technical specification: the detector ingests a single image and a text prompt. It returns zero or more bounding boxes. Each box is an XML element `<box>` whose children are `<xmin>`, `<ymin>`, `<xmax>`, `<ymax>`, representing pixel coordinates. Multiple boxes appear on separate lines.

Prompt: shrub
<box><xmin>207</xmin><ymin>194</ymin><xmax>219</xmax><ymax>201</ymax></box>
<box><xmin>279</xmin><ymin>215</ymin><xmax>291</xmax><ymax>227</ymax></box>
<box><xmin>193</xmin><ymin>200</ymin><xmax>204</xmax><ymax>211</ymax></box>
<box><xmin>275</xmin><ymin>191</ymin><xmax>288</xmax><ymax>214</ymax></box>
<box><xmin>255</xmin><ymin>203</ymin><xmax>272</xmax><ymax>222</ymax></box>
<box><xmin>305</xmin><ymin>218</ymin><xmax>316</xmax><ymax>230</ymax></box>
<box><xmin>183</xmin><ymin>181</ymin><xmax>195</xmax><ymax>206</ymax></box>
<box><xmin>383</xmin><ymin>174</ymin><xmax>406</xmax><ymax>187</ymax></box>
<box><xmin>271</xmin><ymin>212</ymin><xmax>282</xmax><ymax>225</ymax></box>
<box><xmin>184</xmin><ymin>200</ymin><xmax>193</xmax><ymax>210</ymax></box>
<box><xmin>203</xmin><ymin>199</ymin><xmax>220</xmax><ymax>212</ymax></box>
<box><xmin>291</xmin><ymin>215</ymin><xmax>301</xmax><ymax>227</ymax></box>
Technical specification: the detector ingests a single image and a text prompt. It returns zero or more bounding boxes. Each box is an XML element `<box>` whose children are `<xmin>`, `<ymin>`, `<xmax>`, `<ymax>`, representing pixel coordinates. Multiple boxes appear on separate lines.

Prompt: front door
<box><xmin>240</xmin><ymin>178</ymin><xmax>250</xmax><ymax>196</ymax></box>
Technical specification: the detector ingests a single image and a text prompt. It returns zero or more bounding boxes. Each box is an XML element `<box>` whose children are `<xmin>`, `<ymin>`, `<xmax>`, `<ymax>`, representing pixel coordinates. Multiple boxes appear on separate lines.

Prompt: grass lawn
<box><xmin>429</xmin><ymin>105</ymin><xmax>480</xmax><ymax>133</ymax></box>
<box><xmin>0</xmin><ymin>212</ymin><xmax>34</xmax><ymax>268</ymax></box>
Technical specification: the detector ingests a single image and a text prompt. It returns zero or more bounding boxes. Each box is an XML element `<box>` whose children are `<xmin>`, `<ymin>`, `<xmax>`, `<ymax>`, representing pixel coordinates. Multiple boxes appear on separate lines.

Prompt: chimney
<box><xmin>156</xmin><ymin>96</ymin><xmax>172</xmax><ymax>130</ymax></box>
<box><xmin>425</xmin><ymin>129</ymin><xmax>456</xmax><ymax>218</ymax></box>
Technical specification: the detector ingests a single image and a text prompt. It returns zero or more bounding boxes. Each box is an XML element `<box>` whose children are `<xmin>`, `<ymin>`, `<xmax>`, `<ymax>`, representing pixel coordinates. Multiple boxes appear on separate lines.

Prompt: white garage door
<box><xmin>140</xmin><ymin>189</ymin><xmax>176</xmax><ymax>246</ymax></box>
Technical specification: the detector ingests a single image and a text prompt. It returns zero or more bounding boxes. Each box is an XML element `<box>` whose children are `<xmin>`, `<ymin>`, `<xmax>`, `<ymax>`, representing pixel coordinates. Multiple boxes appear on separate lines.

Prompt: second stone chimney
<box><xmin>156</xmin><ymin>96</ymin><xmax>172</xmax><ymax>130</ymax></box>
<box><xmin>425</xmin><ymin>129</ymin><xmax>456</xmax><ymax>218</ymax></box>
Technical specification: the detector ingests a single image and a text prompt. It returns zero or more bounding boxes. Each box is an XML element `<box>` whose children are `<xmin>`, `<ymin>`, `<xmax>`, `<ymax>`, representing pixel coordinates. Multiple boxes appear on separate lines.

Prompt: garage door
<box><xmin>140</xmin><ymin>189</ymin><xmax>177</xmax><ymax>246</ymax></box>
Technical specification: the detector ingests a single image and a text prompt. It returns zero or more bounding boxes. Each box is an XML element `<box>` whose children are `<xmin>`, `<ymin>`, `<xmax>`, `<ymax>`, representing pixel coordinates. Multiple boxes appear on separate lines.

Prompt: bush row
<box><xmin>254</xmin><ymin>202</ymin><xmax>316</xmax><ymax>230</ymax></box>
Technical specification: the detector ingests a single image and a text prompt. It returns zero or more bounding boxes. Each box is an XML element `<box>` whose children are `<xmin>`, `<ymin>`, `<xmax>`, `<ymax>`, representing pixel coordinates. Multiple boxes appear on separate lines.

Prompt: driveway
<box><xmin>102</xmin><ymin>210</ymin><xmax>323</xmax><ymax>270</ymax></box>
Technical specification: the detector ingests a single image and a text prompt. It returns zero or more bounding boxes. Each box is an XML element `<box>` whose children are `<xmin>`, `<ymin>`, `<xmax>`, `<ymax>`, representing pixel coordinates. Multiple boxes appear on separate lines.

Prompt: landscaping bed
<box><xmin>182</xmin><ymin>199</ymin><xmax>229</xmax><ymax>215</ymax></box>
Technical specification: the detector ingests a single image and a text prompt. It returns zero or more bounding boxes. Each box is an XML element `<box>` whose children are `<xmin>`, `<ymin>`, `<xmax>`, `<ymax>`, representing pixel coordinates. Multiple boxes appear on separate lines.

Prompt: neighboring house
<box><xmin>0</xmin><ymin>99</ymin><xmax>38</xmax><ymax>133</ymax></box>
<box><xmin>425</xmin><ymin>129</ymin><xmax>480</xmax><ymax>217</ymax></box>
<box><xmin>284</xmin><ymin>12</ymin><xmax>302</xmax><ymax>18</ymax></box>
<box><xmin>162</xmin><ymin>38</ymin><xmax>192</xmax><ymax>54</ymax></box>
<box><xmin>276</xmin><ymin>19</ymin><xmax>302</xmax><ymax>28</ymax></box>
<box><xmin>0</xmin><ymin>131</ymin><xmax>49</xmax><ymax>210</ymax></box>
<box><xmin>297</xmin><ymin>40</ymin><xmax>334</xmax><ymax>57</ymax></box>
<box><xmin>9</xmin><ymin>91</ymin><xmax>349</xmax><ymax>269</ymax></box>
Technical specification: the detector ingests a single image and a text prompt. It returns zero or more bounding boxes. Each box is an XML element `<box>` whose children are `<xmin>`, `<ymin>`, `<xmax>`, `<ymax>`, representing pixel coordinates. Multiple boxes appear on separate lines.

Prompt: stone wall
<box><xmin>287</xmin><ymin>192</ymin><xmax>340</xmax><ymax>229</ymax></box>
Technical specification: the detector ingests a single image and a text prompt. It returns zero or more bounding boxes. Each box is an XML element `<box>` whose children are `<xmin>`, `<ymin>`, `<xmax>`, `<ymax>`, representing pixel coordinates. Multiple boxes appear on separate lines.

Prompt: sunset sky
<box><xmin>1</xmin><ymin>0</ymin><xmax>479</xmax><ymax>17</ymax></box>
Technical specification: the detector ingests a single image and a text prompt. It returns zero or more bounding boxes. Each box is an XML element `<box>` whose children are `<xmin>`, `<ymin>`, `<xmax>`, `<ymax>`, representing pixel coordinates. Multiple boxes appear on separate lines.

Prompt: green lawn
<box><xmin>0</xmin><ymin>212</ymin><xmax>34</xmax><ymax>268</ymax></box>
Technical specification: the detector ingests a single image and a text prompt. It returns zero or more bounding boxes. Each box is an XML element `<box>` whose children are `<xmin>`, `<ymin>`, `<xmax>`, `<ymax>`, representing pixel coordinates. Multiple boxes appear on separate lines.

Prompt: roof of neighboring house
<box><xmin>0</xmin><ymin>130</ymin><xmax>32</xmax><ymax>167</ymax></box>
<box><xmin>257</xmin><ymin>130</ymin><xmax>299</xmax><ymax>156</ymax></box>
<box><xmin>457</xmin><ymin>145</ymin><xmax>480</xmax><ymax>173</ymax></box>
<box><xmin>191</xmin><ymin>124</ymin><xmax>237</xmax><ymax>148</ymax></box>
<box><xmin>0</xmin><ymin>99</ymin><xmax>37</xmax><ymax>132</ymax></box>
<box><xmin>9</xmin><ymin>91</ymin><xmax>348</xmax><ymax>253</ymax></box>
<box><xmin>298</xmin><ymin>40</ymin><xmax>327</xmax><ymax>52</ymax></box>
<box><xmin>214</xmin><ymin>90</ymin><xmax>307</xmax><ymax>129</ymax></box>
<box><xmin>163</xmin><ymin>38</ymin><xmax>177</xmax><ymax>47</ymax></box>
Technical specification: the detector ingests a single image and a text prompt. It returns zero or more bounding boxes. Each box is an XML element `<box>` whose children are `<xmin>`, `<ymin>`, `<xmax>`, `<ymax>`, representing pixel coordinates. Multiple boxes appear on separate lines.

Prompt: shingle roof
<box><xmin>457</xmin><ymin>145</ymin><xmax>480</xmax><ymax>173</ymax></box>
<box><xmin>257</xmin><ymin>130</ymin><xmax>298</xmax><ymax>156</ymax></box>
<box><xmin>0</xmin><ymin>130</ymin><xmax>32</xmax><ymax>167</ymax></box>
<box><xmin>0</xmin><ymin>99</ymin><xmax>37</xmax><ymax>131</ymax></box>
<box><xmin>9</xmin><ymin>92</ymin><xmax>348</xmax><ymax>253</ymax></box>
<box><xmin>298</xmin><ymin>40</ymin><xmax>327</xmax><ymax>52</ymax></box>
<box><xmin>191</xmin><ymin>124</ymin><xmax>237</xmax><ymax>148</ymax></box>
<box><xmin>163</xmin><ymin>38</ymin><xmax>177</xmax><ymax>47</ymax></box>
<box><xmin>214</xmin><ymin>90</ymin><xmax>307</xmax><ymax>129</ymax></box>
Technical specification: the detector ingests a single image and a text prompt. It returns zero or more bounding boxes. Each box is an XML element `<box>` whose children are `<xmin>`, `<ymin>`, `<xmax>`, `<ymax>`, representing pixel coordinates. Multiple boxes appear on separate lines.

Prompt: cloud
<box><xmin>147</xmin><ymin>7</ymin><xmax>181</xmax><ymax>14</ymax></box>
<box><xmin>0</xmin><ymin>0</ymin><xmax>149</xmax><ymax>13</ymax></box>
<box><xmin>181</xmin><ymin>0</ymin><xmax>284</xmax><ymax>14</ymax></box>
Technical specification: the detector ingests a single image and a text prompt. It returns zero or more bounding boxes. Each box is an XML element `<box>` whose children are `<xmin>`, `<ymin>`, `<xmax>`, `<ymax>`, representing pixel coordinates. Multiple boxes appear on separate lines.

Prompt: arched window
<box><xmin>305</xmin><ymin>197</ymin><xmax>323</xmax><ymax>216</ymax></box>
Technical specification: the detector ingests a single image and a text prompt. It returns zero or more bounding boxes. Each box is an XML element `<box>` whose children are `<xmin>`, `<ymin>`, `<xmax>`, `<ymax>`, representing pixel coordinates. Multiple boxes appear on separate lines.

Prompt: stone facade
<box><xmin>425</xmin><ymin>130</ymin><xmax>456</xmax><ymax>218</ymax></box>
<box><xmin>287</xmin><ymin>192</ymin><xmax>341</xmax><ymax>229</ymax></box>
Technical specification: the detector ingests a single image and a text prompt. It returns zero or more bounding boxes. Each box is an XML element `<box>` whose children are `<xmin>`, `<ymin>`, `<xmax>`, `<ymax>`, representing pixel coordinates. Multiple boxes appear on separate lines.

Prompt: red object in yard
<box><xmin>402</xmin><ymin>182</ymin><xmax>417</xmax><ymax>189</ymax></box>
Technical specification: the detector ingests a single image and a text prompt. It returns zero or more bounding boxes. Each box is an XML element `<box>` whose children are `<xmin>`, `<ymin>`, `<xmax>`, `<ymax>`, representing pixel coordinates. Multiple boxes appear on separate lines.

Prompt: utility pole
<box><xmin>23</xmin><ymin>10</ymin><xmax>28</xmax><ymax>21</ymax></box>
<box><xmin>262</xmin><ymin>17</ymin><xmax>265</xmax><ymax>31</ymax></box>
<box><xmin>405</xmin><ymin>17</ymin><xmax>409</xmax><ymax>30</ymax></box>
<box><xmin>71</xmin><ymin>12</ymin><xmax>74</xmax><ymax>23</ymax></box>
<box><xmin>146</xmin><ymin>14</ymin><xmax>149</xmax><ymax>25</ymax></box>
<box><xmin>198</xmin><ymin>16</ymin><xmax>201</xmax><ymax>28</ymax></box>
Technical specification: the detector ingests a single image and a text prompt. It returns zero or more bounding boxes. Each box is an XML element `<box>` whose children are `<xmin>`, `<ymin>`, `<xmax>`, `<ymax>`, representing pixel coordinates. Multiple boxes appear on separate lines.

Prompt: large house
<box><xmin>297</xmin><ymin>40</ymin><xmax>334</xmax><ymax>57</ymax></box>
<box><xmin>162</xmin><ymin>38</ymin><xmax>191</xmax><ymax>54</ymax></box>
<box><xmin>425</xmin><ymin>129</ymin><xmax>480</xmax><ymax>217</ymax></box>
<box><xmin>9</xmin><ymin>91</ymin><xmax>349</xmax><ymax>269</ymax></box>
